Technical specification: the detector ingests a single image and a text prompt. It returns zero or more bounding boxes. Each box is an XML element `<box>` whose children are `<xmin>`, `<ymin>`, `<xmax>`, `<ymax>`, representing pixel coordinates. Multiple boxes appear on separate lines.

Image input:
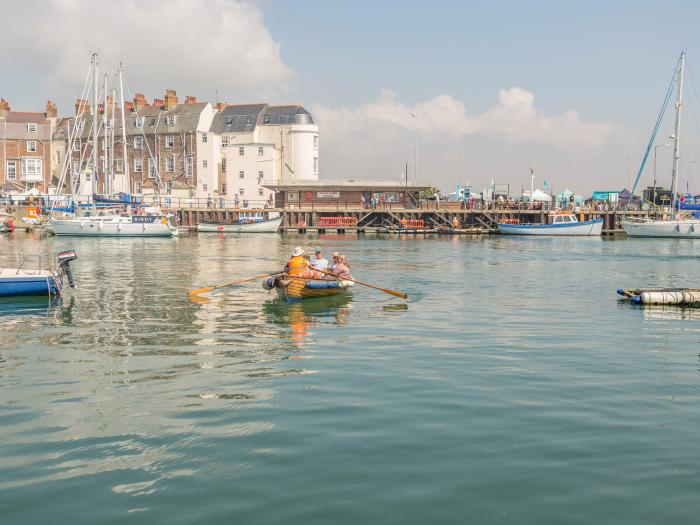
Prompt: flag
<box><xmin>543</xmin><ymin>180</ymin><xmax>548</xmax><ymax>190</ymax></box>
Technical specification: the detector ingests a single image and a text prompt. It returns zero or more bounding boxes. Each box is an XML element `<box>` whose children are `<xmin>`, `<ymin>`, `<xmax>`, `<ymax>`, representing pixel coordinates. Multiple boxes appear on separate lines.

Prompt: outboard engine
<box><xmin>262</xmin><ymin>276</ymin><xmax>277</xmax><ymax>290</ymax></box>
<box><xmin>57</xmin><ymin>250</ymin><xmax>77</xmax><ymax>288</ymax></box>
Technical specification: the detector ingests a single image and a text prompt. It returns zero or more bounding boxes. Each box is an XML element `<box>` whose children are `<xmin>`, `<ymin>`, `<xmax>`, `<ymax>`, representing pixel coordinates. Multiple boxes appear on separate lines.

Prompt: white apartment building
<box><xmin>211</xmin><ymin>104</ymin><xmax>318</xmax><ymax>207</ymax></box>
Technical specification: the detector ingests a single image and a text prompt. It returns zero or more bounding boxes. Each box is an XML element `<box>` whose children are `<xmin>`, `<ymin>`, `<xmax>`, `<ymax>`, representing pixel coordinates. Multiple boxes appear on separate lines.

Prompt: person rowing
<box><xmin>328</xmin><ymin>254</ymin><xmax>352</xmax><ymax>280</ymax></box>
<box><xmin>285</xmin><ymin>247</ymin><xmax>324</xmax><ymax>279</ymax></box>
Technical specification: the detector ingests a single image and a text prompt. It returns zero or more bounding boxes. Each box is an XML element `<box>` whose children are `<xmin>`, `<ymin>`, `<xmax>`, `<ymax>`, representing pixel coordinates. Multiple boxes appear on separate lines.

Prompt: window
<box><xmin>85</xmin><ymin>173</ymin><xmax>91</xmax><ymax>181</ymax></box>
<box><xmin>116</xmin><ymin>158</ymin><xmax>124</xmax><ymax>172</ymax></box>
<box><xmin>27</xmin><ymin>141</ymin><xmax>37</xmax><ymax>152</ymax></box>
<box><xmin>134</xmin><ymin>136</ymin><xmax>143</xmax><ymax>149</ymax></box>
<box><xmin>239</xmin><ymin>188</ymin><xmax>244</xmax><ymax>196</ymax></box>
<box><xmin>202</xmin><ymin>133</ymin><xmax>208</xmax><ymax>143</ymax></box>
<box><xmin>203</xmin><ymin>183</ymin><xmax>208</xmax><ymax>192</ymax></box>
<box><xmin>185</xmin><ymin>156</ymin><xmax>193</xmax><ymax>177</ymax></box>
<box><xmin>27</xmin><ymin>123</ymin><xmax>37</xmax><ymax>132</ymax></box>
<box><xmin>148</xmin><ymin>158</ymin><xmax>156</xmax><ymax>178</ymax></box>
<box><xmin>313</xmin><ymin>135</ymin><xmax>318</xmax><ymax>149</ymax></box>
<box><xmin>222</xmin><ymin>158</ymin><xmax>226</xmax><ymax>172</ymax></box>
<box><xmin>258</xmin><ymin>170</ymin><xmax>263</xmax><ymax>182</ymax></box>
<box><xmin>258</xmin><ymin>188</ymin><xmax>264</xmax><ymax>197</ymax></box>
<box><xmin>221</xmin><ymin>136</ymin><xmax>229</xmax><ymax>146</ymax></box>
<box><xmin>202</xmin><ymin>160</ymin><xmax>208</xmax><ymax>168</ymax></box>
<box><xmin>239</xmin><ymin>170</ymin><xmax>244</xmax><ymax>179</ymax></box>
<box><xmin>135</xmin><ymin>181</ymin><xmax>142</xmax><ymax>193</ymax></box>
<box><xmin>166</xmin><ymin>156</ymin><xmax>175</xmax><ymax>172</ymax></box>
<box><xmin>105</xmin><ymin>121</ymin><xmax>111</xmax><ymax>130</ymax></box>
<box><xmin>73</xmin><ymin>139</ymin><xmax>81</xmax><ymax>152</ymax></box>
<box><xmin>221</xmin><ymin>183</ymin><xmax>227</xmax><ymax>195</ymax></box>
<box><xmin>166</xmin><ymin>181</ymin><xmax>172</xmax><ymax>194</ymax></box>
<box><xmin>55</xmin><ymin>151</ymin><xmax>61</xmax><ymax>163</ymax></box>
<box><xmin>166</xmin><ymin>135</ymin><xmax>175</xmax><ymax>148</ymax></box>
<box><xmin>135</xmin><ymin>117</ymin><xmax>143</xmax><ymax>128</ymax></box>
<box><xmin>314</xmin><ymin>157</ymin><xmax>318</xmax><ymax>174</ymax></box>
<box><xmin>258</xmin><ymin>146</ymin><xmax>263</xmax><ymax>156</ymax></box>
<box><xmin>134</xmin><ymin>158</ymin><xmax>143</xmax><ymax>173</ymax></box>
<box><xmin>21</xmin><ymin>158</ymin><xmax>43</xmax><ymax>177</ymax></box>
<box><xmin>76</xmin><ymin>121</ymin><xmax>84</xmax><ymax>131</ymax></box>
<box><xmin>239</xmin><ymin>146</ymin><xmax>244</xmax><ymax>156</ymax></box>
<box><xmin>167</xmin><ymin>115</ymin><xmax>176</xmax><ymax>126</ymax></box>
<box><xmin>6</xmin><ymin>161</ymin><xmax>16</xmax><ymax>181</ymax></box>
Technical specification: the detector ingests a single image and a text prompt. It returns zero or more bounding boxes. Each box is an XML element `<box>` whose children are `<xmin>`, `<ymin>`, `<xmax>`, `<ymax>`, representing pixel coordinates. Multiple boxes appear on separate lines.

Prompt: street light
<box><xmin>653</xmin><ymin>143</ymin><xmax>671</xmax><ymax>205</ymax></box>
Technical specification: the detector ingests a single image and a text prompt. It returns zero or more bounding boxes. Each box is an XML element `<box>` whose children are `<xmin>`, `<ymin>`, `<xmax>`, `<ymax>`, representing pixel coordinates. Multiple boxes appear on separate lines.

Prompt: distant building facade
<box><xmin>0</xmin><ymin>98</ymin><xmax>58</xmax><ymax>193</ymax></box>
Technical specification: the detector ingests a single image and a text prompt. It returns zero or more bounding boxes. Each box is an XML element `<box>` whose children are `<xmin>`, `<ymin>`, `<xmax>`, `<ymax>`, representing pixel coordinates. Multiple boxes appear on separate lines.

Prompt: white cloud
<box><xmin>1</xmin><ymin>0</ymin><xmax>291</xmax><ymax>108</ymax></box>
<box><xmin>314</xmin><ymin>87</ymin><xmax>613</xmax><ymax>150</ymax></box>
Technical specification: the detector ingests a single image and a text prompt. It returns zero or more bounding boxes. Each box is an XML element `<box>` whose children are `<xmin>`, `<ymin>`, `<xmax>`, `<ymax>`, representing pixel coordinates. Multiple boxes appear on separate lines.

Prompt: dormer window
<box><xmin>167</xmin><ymin>115</ymin><xmax>176</xmax><ymax>126</ymax></box>
<box><xmin>221</xmin><ymin>136</ymin><xmax>229</xmax><ymax>146</ymax></box>
<box><xmin>135</xmin><ymin>117</ymin><xmax>143</xmax><ymax>128</ymax></box>
<box><xmin>76</xmin><ymin>121</ymin><xmax>84</xmax><ymax>131</ymax></box>
<box><xmin>27</xmin><ymin>123</ymin><xmax>38</xmax><ymax>132</ymax></box>
<box><xmin>149</xmin><ymin>117</ymin><xmax>156</xmax><ymax>127</ymax></box>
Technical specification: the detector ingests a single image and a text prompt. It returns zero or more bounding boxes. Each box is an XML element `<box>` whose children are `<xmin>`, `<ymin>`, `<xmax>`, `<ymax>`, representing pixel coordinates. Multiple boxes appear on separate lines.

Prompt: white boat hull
<box><xmin>621</xmin><ymin>219</ymin><xmax>700</xmax><ymax>238</ymax></box>
<box><xmin>197</xmin><ymin>217</ymin><xmax>282</xmax><ymax>233</ymax></box>
<box><xmin>497</xmin><ymin>219</ymin><xmax>603</xmax><ymax>236</ymax></box>
<box><xmin>47</xmin><ymin>218</ymin><xmax>178</xmax><ymax>237</ymax></box>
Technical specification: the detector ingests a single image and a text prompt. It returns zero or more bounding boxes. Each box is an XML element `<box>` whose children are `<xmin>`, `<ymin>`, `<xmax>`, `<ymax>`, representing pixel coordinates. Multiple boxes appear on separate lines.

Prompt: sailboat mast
<box><xmin>670</xmin><ymin>51</ymin><xmax>685</xmax><ymax>215</ymax></box>
<box><xmin>103</xmin><ymin>73</ymin><xmax>108</xmax><ymax>195</ymax></box>
<box><xmin>91</xmin><ymin>53</ymin><xmax>99</xmax><ymax>196</ymax></box>
<box><xmin>118</xmin><ymin>63</ymin><xmax>130</xmax><ymax>195</ymax></box>
<box><xmin>110</xmin><ymin>87</ymin><xmax>116</xmax><ymax>195</ymax></box>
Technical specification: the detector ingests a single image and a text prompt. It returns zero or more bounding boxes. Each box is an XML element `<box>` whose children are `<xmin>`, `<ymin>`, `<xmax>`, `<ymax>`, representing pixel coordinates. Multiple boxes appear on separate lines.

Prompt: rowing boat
<box><xmin>262</xmin><ymin>274</ymin><xmax>354</xmax><ymax>301</ymax></box>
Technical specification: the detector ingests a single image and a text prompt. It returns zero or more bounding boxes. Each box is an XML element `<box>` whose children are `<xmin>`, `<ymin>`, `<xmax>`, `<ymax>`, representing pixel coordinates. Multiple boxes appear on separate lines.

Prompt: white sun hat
<box><xmin>292</xmin><ymin>246</ymin><xmax>304</xmax><ymax>257</ymax></box>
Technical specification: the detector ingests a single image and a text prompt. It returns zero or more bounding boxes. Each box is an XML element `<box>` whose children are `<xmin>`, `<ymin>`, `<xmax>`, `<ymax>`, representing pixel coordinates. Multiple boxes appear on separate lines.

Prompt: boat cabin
<box><xmin>550</xmin><ymin>213</ymin><xmax>579</xmax><ymax>224</ymax></box>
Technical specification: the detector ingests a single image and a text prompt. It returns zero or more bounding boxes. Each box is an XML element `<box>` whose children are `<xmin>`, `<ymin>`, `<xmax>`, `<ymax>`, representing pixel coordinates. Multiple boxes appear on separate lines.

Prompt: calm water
<box><xmin>1</xmin><ymin>232</ymin><xmax>699</xmax><ymax>524</ymax></box>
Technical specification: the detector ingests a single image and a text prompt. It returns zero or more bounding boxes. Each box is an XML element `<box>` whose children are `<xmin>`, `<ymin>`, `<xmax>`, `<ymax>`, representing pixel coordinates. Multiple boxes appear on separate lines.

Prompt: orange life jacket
<box><xmin>287</xmin><ymin>255</ymin><xmax>307</xmax><ymax>275</ymax></box>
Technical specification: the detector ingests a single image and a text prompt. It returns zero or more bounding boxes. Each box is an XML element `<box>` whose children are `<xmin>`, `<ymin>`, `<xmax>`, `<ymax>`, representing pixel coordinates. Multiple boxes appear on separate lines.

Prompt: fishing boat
<box><xmin>0</xmin><ymin>250</ymin><xmax>77</xmax><ymax>297</ymax></box>
<box><xmin>621</xmin><ymin>52</ymin><xmax>700</xmax><ymax>239</ymax></box>
<box><xmin>47</xmin><ymin>209</ymin><xmax>178</xmax><ymax>237</ymax></box>
<box><xmin>198</xmin><ymin>212</ymin><xmax>282</xmax><ymax>233</ymax></box>
<box><xmin>262</xmin><ymin>274</ymin><xmax>354</xmax><ymax>302</ymax></box>
<box><xmin>497</xmin><ymin>212</ymin><xmax>603</xmax><ymax>236</ymax></box>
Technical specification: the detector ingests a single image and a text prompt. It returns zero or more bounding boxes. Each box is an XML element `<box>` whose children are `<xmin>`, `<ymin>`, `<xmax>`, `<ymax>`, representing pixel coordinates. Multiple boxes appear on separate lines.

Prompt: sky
<box><xmin>3</xmin><ymin>0</ymin><xmax>700</xmax><ymax>195</ymax></box>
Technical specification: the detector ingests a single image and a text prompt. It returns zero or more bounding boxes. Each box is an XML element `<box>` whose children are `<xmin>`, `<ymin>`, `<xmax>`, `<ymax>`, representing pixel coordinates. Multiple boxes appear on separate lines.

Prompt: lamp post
<box><xmin>653</xmin><ymin>143</ymin><xmax>671</xmax><ymax>205</ymax></box>
<box><xmin>404</xmin><ymin>160</ymin><xmax>412</xmax><ymax>209</ymax></box>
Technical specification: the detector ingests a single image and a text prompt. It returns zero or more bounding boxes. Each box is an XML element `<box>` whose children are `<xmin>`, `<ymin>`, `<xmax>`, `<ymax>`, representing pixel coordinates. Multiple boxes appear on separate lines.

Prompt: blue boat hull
<box><xmin>0</xmin><ymin>274</ymin><xmax>62</xmax><ymax>297</ymax></box>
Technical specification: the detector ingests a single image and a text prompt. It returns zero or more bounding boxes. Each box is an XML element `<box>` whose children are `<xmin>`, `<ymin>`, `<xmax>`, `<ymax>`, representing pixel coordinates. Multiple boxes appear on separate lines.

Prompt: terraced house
<box><xmin>60</xmin><ymin>90</ymin><xmax>217</xmax><ymax>199</ymax></box>
<box><xmin>0</xmin><ymin>98</ymin><xmax>58</xmax><ymax>194</ymax></box>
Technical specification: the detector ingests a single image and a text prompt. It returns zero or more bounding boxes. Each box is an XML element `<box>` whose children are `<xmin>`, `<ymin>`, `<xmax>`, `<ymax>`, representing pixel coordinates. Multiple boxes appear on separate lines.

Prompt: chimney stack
<box><xmin>133</xmin><ymin>93</ymin><xmax>147</xmax><ymax>112</ymax></box>
<box><xmin>153</xmin><ymin>98</ymin><xmax>164</xmax><ymax>108</ymax></box>
<box><xmin>216</xmin><ymin>102</ymin><xmax>228</xmax><ymax>111</ymax></box>
<box><xmin>45</xmin><ymin>100</ymin><xmax>58</xmax><ymax>118</ymax></box>
<box><xmin>75</xmin><ymin>98</ymin><xmax>90</xmax><ymax>115</ymax></box>
<box><xmin>97</xmin><ymin>103</ymin><xmax>105</xmax><ymax>114</ymax></box>
<box><xmin>164</xmin><ymin>89</ymin><xmax>178</xmax><ymax>109</ymax></box>
<box><xmin>124</xmin><ymin>101</ymin><xmax>134</xmax><ymax>112</ymax></box>
<box><xmin>185</xmin><ymin>95</ymin><xmax>197</xmax><ymax>104</ymax></box>
<box><xmin>0</xmin><ymin>98</ymin><xmax>10</xmax><ymax>117</ymax></box>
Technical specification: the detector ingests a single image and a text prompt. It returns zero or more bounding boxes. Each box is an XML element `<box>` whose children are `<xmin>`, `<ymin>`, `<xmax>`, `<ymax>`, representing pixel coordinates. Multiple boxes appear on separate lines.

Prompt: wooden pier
<box><xmin>175</xmin><ymin>206</ymin><xmax>662</xmax><ymax>235</ymax></box>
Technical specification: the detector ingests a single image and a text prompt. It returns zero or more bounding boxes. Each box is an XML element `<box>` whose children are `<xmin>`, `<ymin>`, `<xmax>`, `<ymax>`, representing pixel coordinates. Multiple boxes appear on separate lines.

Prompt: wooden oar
<box><xmin>314</xmin><ymin>268</ymin><xmax>408</xmax><ymax>299</ymax></box>
<box><xmin>189</xmin><ymin>273</ymin><xmax>277</xmax><ymax>298</ymax></box>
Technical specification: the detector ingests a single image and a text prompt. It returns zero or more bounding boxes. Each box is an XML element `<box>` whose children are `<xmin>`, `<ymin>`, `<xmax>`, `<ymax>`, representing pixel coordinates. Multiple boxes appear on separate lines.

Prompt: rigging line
<box><xmin>630</xmin><ymin>55</ymin><xmax>681</xmax><ymax>195</ymax></box>
<box><xmin>682</xmin><ymin>63</ymin><xmax>700</xmax><ymax>138</ymax></box>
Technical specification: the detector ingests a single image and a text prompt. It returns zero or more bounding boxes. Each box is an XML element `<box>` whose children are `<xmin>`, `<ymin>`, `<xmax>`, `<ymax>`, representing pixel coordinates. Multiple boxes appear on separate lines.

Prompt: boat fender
<box><xmin>675</xmin><ymin>224</ymin><xmax>681</xmax><ymax>232</ymax></box>
<box><xmin>691</xmin><ymin>224</ymin><xmax>695</xmax><ymax>232</ymax></box>
<box><xmin>262</xmin><ymin>277</ymin><xmax>277</xmax><ymax>290</ymax></box>
<box><xmin>162</xmin><ymin>217</ymin><xmax>167</xmax><ymax>225</ymax></box>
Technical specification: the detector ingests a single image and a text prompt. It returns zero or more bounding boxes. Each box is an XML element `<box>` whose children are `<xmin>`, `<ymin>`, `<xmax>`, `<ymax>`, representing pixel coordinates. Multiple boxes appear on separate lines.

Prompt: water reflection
<box><xmin>0</xmin><ymin>295</ymin><xmax>65</xmax><ymax>319</ymax></box>
<box><xmin>264</xmin><ymin>294</ymin><xmax>353</xmax><ymax>347</ymax></box>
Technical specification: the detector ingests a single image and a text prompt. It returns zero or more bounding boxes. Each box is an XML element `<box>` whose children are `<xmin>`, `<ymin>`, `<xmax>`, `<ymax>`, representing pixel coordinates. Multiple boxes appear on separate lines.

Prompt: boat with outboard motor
<box><xmin>262</xmin><ymin>273</ymin><xmax>355</xmax><ymax>301</ymax></box>
<box><xmin>497</xmin><ymin>212</ymin><xmax>603</xmax><ymax>236</ymax></box>
<box><xmin>0</xmin><ymin>250</ymin><xmax>77</xmax><ymax>297</ymax></box>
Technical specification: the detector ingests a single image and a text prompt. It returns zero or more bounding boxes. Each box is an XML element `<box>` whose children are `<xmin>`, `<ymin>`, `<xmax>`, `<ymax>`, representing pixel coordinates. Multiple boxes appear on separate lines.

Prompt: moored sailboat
<box><xmin>621</xmin><ymin>51</ymin><xmax>700</xmax><ymax>239</ymax></box>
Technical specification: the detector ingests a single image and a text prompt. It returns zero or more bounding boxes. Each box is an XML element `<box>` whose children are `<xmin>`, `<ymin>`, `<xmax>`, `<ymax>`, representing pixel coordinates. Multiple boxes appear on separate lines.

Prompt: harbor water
<box><xmin>1</xmin><ymin>233</ymin><xmax>699</xmax><ymax>524</ymax></box>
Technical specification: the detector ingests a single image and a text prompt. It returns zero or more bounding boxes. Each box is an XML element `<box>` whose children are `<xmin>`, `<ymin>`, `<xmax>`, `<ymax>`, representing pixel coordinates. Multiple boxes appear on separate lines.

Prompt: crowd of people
<box><xmin>284</xmin><ymin>247</ymin><xmax>352</xmax><ymax>280</ymax></box>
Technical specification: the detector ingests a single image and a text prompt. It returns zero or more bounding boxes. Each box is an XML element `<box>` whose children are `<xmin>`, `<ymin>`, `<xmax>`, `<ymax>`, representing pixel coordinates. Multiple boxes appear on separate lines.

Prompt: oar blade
<box><xmin>188</xmin><ymin>286</ymin><xmax>214</xmax><ymax>297</ymax></box>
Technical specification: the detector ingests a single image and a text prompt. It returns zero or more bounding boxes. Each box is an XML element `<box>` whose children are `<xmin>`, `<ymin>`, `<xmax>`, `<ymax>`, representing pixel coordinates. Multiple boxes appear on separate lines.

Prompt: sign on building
<box><xmin>316</xmin><ymin>191</ymin><xmax>340</xmax><ymax>199</ymax></box>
